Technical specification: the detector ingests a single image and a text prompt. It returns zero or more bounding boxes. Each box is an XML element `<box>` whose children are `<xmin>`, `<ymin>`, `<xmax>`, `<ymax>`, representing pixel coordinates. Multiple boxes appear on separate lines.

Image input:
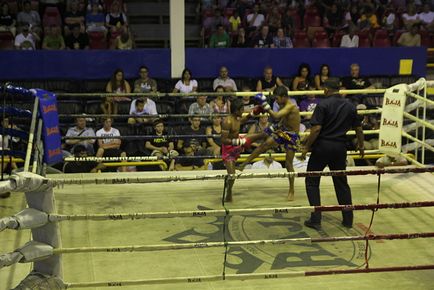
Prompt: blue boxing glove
<box><xmin>253</xmin><ymin>93</ymin><xmax>271</xmax><ymax>111</ymax></box>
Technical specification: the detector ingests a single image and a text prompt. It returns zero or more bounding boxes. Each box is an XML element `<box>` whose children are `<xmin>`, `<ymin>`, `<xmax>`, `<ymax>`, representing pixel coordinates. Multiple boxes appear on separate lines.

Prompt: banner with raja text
<box><xmin>33</xmin><ymin>89</ymin><xmax>62</xmax><ymax>165</ymax></box>
<box><xmin>378</xmin><ymin>84</ymin><xmax>407</xmax><ymax>156</ymax></box>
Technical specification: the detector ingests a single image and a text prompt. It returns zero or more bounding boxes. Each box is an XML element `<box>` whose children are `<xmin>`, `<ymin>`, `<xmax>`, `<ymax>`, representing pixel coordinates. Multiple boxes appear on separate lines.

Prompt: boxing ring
<box><xmin>0</xmin><ymin>81</ymin><xmax>433</xmax><ymax>289</ymax></box>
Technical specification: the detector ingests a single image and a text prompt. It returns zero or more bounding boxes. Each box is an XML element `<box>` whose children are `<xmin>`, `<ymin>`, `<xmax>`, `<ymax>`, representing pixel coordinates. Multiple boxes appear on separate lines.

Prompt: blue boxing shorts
<box><xmin>265</xmin><ymin>128</ymin><xmax>300</xmax><ymax>151</ymax></box>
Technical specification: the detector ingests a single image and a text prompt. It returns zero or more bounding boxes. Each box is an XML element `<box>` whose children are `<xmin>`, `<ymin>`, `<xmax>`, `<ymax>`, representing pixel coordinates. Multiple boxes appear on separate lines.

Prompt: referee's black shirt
<box><xmin>310</xmin><ymin>95</ymin><xmax>361</xmax><ymax>143</ymax></box>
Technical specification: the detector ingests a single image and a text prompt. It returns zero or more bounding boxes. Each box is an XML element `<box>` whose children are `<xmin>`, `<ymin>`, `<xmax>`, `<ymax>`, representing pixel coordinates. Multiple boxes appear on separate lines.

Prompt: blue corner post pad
<box><xmin>33</xmin><ymin>89</ymin><xmax>63</xmax><ymax>165</ymax></box>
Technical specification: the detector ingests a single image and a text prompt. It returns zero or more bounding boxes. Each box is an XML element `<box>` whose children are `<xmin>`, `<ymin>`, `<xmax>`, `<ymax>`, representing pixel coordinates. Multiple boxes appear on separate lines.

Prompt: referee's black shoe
<box><xmin>304</xmin><ymin>219</ymin><xmax>322</xmax><ymax>231</ymax></box>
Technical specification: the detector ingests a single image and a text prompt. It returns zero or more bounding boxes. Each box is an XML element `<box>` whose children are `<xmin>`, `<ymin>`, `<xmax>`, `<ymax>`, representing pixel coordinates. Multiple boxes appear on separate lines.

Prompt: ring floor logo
<box><xmin>164</xmin><ymin>205</ymin><xmax>369</xmax><ymax>273</ymax></box>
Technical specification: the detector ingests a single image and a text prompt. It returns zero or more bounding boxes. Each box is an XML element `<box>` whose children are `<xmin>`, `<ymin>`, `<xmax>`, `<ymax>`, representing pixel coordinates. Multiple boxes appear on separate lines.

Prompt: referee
<box><xmin>300</xmin><ymin>79</ymin><xmax>365</xmax><ymax>230</ymax></box>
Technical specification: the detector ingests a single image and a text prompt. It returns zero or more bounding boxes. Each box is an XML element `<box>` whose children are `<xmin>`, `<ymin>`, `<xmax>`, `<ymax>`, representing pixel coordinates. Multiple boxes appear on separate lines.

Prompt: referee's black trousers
<box><xmin>305</xmin><ymin>140</ymin><xmax>353</xmax><ymax>225</ymax></box>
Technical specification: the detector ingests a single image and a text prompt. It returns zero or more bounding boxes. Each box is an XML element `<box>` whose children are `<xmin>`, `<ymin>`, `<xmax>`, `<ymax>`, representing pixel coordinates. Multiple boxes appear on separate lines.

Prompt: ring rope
<box><xmin>48</xmin><ymin>201</ymin><xmax>434</xmax><ymax>222</ymax></box>
<box><xmin>403</xmin><ymin>112</ymin><xmax>434</xmax><ymax>131</ymax></box>
<box><xmin>405</xmin><ymin>91</ymin><xmax>434</xmax><ymax>106</ymax></box>
<box><xmin>48</xmin><ymin>167</ymin><xmax>434</xmax><ymax>186</ymax></box>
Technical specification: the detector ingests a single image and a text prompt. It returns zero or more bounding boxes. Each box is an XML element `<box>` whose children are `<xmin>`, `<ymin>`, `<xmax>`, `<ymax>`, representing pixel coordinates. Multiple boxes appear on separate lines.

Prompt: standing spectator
<box><xmin>177</xmin><ymin>116</ymin><xmax>208</xmax><ymax>154</ymax></box>
<box><xmin>251</xmin><ymin>149</ymin><xmax>283</xmax><ymax>169</ymax></box>
<box><xmin>402</xmin><ymin>4</ymin><xmax>420</xmax><ymax>30</ymax></box>
<box><xmin>382</xmin><ymin>5</ymin><xmax>397</xmax><ymax>32</ymax></box>
<box><xmin>103</xmin><ymin>68</ymin><xmax>131</xmax><ymax>115</ymax></box>
<box><xmin>145</xmin><ymin>119</ymin><xmax>177</xmax><ymax>171</ymax></box>
<box><xmin>314</xmin><ymin>64</ymin><xmax>330</xmax><ymax>89</ymax></box>
<box><xmin>173</xmin><ymin>68</ymin><xmax>198</xmax><ymax>94</ymax></box>
<box><xmin>213</xmin><ymin>66</ymin><xmax>237</xmax><ymax>92</ymax></box>
<box><xmin>14</xmin><ymin>24</ymin><xmax>39</xmax><ymax>49</ymax></box>
<box><xmin>206</xmin><ymin>115</ymin><xmax>222</xmax><ymax>156</ymax></box>
<box><xmin>246</xmin><ymin>4</ymin><xmax>265</xmax><ymax>32</ymax></box>
<box><xmin>128</xmin><ymin>96</ymin><xmax>157</xmax><ymax>123</ymax></box>
<box><xmin>232</xmin><ymin>27</ymin><xmax>248</xmax><ymax>47</ymax></box>
<box><xmin>228</xmin><ymin>10</ymin><xmax>241</xmax><ymax>32</ymax></box>
<box><xmin>340</xmin><ymin>25</ymin><xmax>359</xmax><ymax>47</ymax></box>
<box><xmin>301</xmin><ymin>79</ymin><xmax>365</xmax><ymax>230</ymax></box>
<box><xmin>42</xmin><ymin>25</ymin><xmax>65</xmax><ymax>49</ymax></box>
<box><xmin>397</xmin><ymin>24</ymin><xmax>421</xmax><ymax>47</ymax></box>
<box><xmin>292</xmin><ymin>63</ymin><xmax>312</xmax><ymax>91</ymax></box>
<box><xmin>418</xmin><ymin>3</ymin><xmax>434</xmax><ymax>31</ymax></box>
<box><xmin>188</xmin><ymin>95</ymin><xmax>213</xmax><ymax>116</ymax></box>
<box><xmin>95</xmin><ymin>117</ymin><xmax>127</xmax><ymax>172</ymax></box>
<box><xmin>65</xmin><ymin>24</ymin><xmax>89</xmax><ymax>49</ymax></box>
<box><xmin>86</xmin><ymin>1</ymin><xmax>107</xmax><ymax>35</ymax></box>
<box><xmin>64</xmin><ymin>0</ymin><xmax>85</xmax><ymax>35</ymax></box>
<box><xmin>65</xmin><ymin>117</ymin><xmax>96</xmax><ymax>155</ymax></box>
<box><xmin>17</xmin><ymin>0</ymin><xmax>41</xmax><ymax>32</ymax></box>
<box><xmin>0</xmin><ymin>2</ymin><xmax>16</xmax><ymax>36</ymax></box>
<box><xmin>266</xmin><ymin>6</ymin><xmax>282</xmax><ymax>33</ymax></box>
<box><xmin>133</xmin><ymin>66</ymin><xmax>157</xmax><ymax>93</ymax></box>
<box><xmin>209</xmin><ymin>24</ymin><xmax>231</xmax><ymax>48</ymax></box>
<box><xmin>63</xmin><ymin>145</ymin><xmax>105</xmax><ymax>173</ymax></box>
<box><xmin>210</xmin><ymin>85</ymin><xmax>231</xmax><ymax>113</ymax></box>
<box><xmin>256</xmin><ymin>66</ymin><xmax>285</xmax><ymax>92</ymax></box>
<box><xmin>105</xmin><ymin>0</ymin><xmax>127</xmax><ymax>37</ymax></box>
<box><xmin>340</xmin><ymin>63</ymin><xmax>374</xmax><ymax>105</ymax></box>
<box><xmin>253</xmin><ymin>25</ymin><xmax>275</xmax><ymax>48</ymax></box>
<box><xmin>272</xmin><ymin>27</ymin><xmax>293</xmax><ymax>48</ymax></box>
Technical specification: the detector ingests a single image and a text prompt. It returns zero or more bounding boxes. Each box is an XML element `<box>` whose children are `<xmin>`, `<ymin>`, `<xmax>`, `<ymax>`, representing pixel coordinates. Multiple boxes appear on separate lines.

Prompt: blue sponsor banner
<box><xmin>34</xmin><ymin>89</ymin><xmax>62</xmax><ymax>164</ymax></box>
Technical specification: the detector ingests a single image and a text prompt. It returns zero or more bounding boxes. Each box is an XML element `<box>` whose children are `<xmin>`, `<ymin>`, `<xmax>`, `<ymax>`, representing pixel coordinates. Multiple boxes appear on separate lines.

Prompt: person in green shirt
<box><xmin>42</xmin><ymin>25</ymin><xmax>65</xmax><ymax>50</ymax></box>
<box><xmin>209</xmin><ymin>24</ymin><xmax>230</xmax><ymax>48</ymax></box>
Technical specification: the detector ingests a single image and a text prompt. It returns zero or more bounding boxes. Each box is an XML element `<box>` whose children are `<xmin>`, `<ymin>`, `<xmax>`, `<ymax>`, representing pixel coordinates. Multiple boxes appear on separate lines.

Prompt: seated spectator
<box><xmin>105</xmin><ymin>0</ymin><xmax>127</xmax><ymax>37</ymax></box>
<box><xmin>65</xmin><ymin>116</ymin><xmax>96</xmax><ymax>155</ymax></box>
<box><xmin>241</xmin><ymin>86</ymin><xmax>255</xmax><ymax>113</ymax></box>
<box><xmin>174</xmin><ymin>140</ymin><xmax>207</xmax><ymax>171</ymax></box>
<box><xmin>256</xmin><ymin>66</ymin><xmax>285</xmax><ymax>92</ymax></box>
<box><xmin>266</xmin><ymin>7</ymin><xmax>282</xmax><ymax>33</ymax></box>
<box><xmin>248</xmin><ymin>114</ymin><xmax>270</xmax><ymax>150</ymax></box>
<box><xmin>14</xmin><ymin>24</ymin><xmax>39</xmax><ymax>50</ymax></box>
<box><xmin>299</xmin><ymin>91</ymin><xmax>321</xmax><ymax>128</ymax></box>
<box><xmin>173</xmin><ymin>68</ymin><xmax>198</xmax><ymax>94</ymax></box>
<box><xmin>17</xmin><ymin>0</ymin><xmax>41</xmax><ymax>34</ymax></box>
<box><xmin>0</xmin><ymin>2</ymin><xmax>16</xmax><ymax>36</ymax></box>
<box><xmin>341</xmin><ymin>63</ymin><xmax>374</xmax><ymax>105</ymax></box>
<box><xmin>273</xmin><ymin>28</ymin><xmax>293</xmax><ymax>48</ymax></box>
<box><xmin>209</xmin><ymin>24</ymin><xmax>231</xmax><ymax>48</ymax></box>
<box><xmin>381</xmin><ymin>5</ymin><xmax>397</xmax><ymax>32</ymax></box>
<box><xmin>397</xmin><ymin>24</ymin><xmax>421</xmax><ymax>47</ymax></box>
<box><xmin>228</xmin><ymin>10</ymin><xmax>241</xmax><ymax>32</ymax></box>
<box><xmin>206</xmin><ymin>115</ymin><xmax>222</xmax><ymax>156</ymax></box>
<box><xmin>375</xmin><ymin>154</ymin><xmax>408</xmax><ymax>168</ymax></box>
<box><xmin>188</xmin><ymin>95</ymin><xmax>212</xmax><ymax>116</ymax></box>
<box><xmin>203</xmin><ymin>8</ymin><xmax>230</xmax><ymax>33</ymax></box>
<box><xmin>133</xmin><ymin>65</ymin><xmax>158</xmax><ymax>93</ymax></box>
<box><xmin>63</xmin><ymin>145</ymin><xmax>105</xmax><ymax>173</ymax></box>
<box><xmin>324</xmin><ymin>3</ymin><xmax>346</xmax><ymax>35</ymax></box>
<box><xmin>314</xmin><ymin>64</ymin><xmax>330</xmax><ymax>89</ymax></box>
<box><xmin>128</xmin><ymin>97</ymin><xmax>157</xmax><ymax>125</ymax></box>
<box><xmin>253</xmin><ymin>25</ymin><xmax>275</xmax><ymax>48</ymax></box>
<box><xmin>95</xmin><ymin>117</ymin><xmax>127</xmax><ymax>172</ymax></box>
<box><xmin>177</xmin><ymin>116</ymin><xmax>208</xmax><ymax>154</ymax></box>
<box><xmin>292</xmin><ymin>63</ymin><xmax>312</xmax><ymax>91</ymax></box>
<box><xmin>213</xmin><ymin>66</ymin><xmax>237</xmax><ymax>92</ymax></box>
<box><xmin>42</xmin><ymin>25</ymin><xmax>65</xmax><ymax>50</ymax></box>
<box><xmin>65</xmin><ymin>24</ymin><xmax>89</xmax><ymax>49</ymax></box>
<box><xmin>103</xmin><ymin>68</ymin><xmax>131</xmax><ymax>115</ymax></box>
<box><xmin>145</xmin><ymin>119</ymin><xmax>178</xmax><ymax>171</ymax></box>
<box><xmin>232</xmin><ymin>27</ymin><xmax>248</xmax><ymax>47</ymax></box>
<box><xmin>340</xmin><ymin>25</ymin><xmax>359</xmax><ymax>48</ymax></box>
<box><xmin>251</xmin><ymin>149</ymin><xmax>282</xmax><ymax>169</ymax></box>
<box><xmin>113</xmin><ymin>26</ymin><xmax>133</xmax><ymax>49</ymax></box>
<box><xmin>357</xmin><ymin>6</ymin><xmax>379</xmax><ymax>30</ymax></box>
<box><xmin>419</xmin><ymin>3</ymin><xmax>434</xmax><ymax>31</ymax></box>
<box><xmin>210</xmin><ymin>86</ymin><xmax>230</xmax><ymax>113</ymax></box>
<box><xmin>246</xmin><ymin>4</ymin><xmax>265</xmax><ymax>32</ymax></box>
<box><xmin>86</xmin><ymin>1</ymin><xmax>107</xmax><ymax>35</ymax></box>
<box><xmin>402</xmin><ymin>4</ymin><xmax>420</xmax><ymax>30</ymax></box>
<box><xmin>64</xmin><ymin>0</ymin><xmax>85</xmax><ymax>35</ymax></box>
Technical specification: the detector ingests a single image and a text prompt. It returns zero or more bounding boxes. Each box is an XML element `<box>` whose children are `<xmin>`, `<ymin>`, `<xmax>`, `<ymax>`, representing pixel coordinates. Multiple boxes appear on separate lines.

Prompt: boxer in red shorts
<box><xmin>221</xmin><ymin>98</ymin><xmax>267</xmax><ymax>202</ymax></box>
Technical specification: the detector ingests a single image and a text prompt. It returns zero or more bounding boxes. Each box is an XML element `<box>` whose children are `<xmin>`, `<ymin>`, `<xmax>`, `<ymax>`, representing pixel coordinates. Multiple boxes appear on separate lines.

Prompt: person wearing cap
<box><xmin>300</xmin><ymin>78</ymin><xmax>365</xmax><ymax>230</ymax></box>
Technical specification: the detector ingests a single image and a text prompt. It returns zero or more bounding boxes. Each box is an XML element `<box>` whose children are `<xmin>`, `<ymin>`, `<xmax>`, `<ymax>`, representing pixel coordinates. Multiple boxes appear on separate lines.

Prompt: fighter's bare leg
<box><xmin>224</xmin><ymin>160</ymin><xmax>236</xmax><ymax>202</ymax></box>
<box><xmin>244</xmin><ymin>132</ymin><xmax>268</xmax><ymax>143</ymax></box>
<box><xmin>285</xmin><ymin>149</ymin><xmax>296</xmax><ymax>201</ymax></box>
<box><xmin>238</xmin><ymin>137</ymin><xmax>277</xmax><ymax>171</ymax></box>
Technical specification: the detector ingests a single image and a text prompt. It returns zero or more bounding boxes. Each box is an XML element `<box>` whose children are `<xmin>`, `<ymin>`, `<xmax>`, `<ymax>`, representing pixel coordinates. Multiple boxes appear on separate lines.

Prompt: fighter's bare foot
<box><xmin>287</xmin><ymin>191</ymin><xmax>294</xmax><ymax>201</ymax></box>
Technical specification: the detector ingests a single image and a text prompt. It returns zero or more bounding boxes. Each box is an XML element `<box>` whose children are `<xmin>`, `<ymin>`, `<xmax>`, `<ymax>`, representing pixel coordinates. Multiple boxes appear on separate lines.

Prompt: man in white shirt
<box><xmin>14</xmin><ymin>24</ymin><xmax>39</xmax><ymax>50</ymax></box>
<box><xmin>340</xmin><ymin>26</ymin><xmax>359</xmax><ymax>48</ymax></box>
<box><xmin>419</xmin><ymin>4</ymin><xmax>434</xmax><ymax>31</ymax></box>
<box><xmin>213</xmin><ymin>66</ymin><xmax>238</xmax><ymax>92</ymax></box>
<box><xmin>246</xmin><ymin>4</ymin><xmax>264</xmax><ymax>31</ymax></box>
<box><xmin>96</xmin><ymin>118</ymin><xmax>127</xmax><ymax>171</ymax></box>
<box><xmin>128</xmin><ymin>98</ymin><xmax>158</xmax><ymax>125</ymax></box>
<box><xmin>251</xmin><ymin>150</ymin><xmax>283</xmax><ymax>170</ymax></box>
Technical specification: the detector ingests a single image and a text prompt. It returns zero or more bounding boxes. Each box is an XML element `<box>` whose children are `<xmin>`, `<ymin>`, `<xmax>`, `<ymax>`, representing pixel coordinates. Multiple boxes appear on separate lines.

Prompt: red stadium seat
<box><xmin>88</xmin><ymin>31</ymin><xmax>107</xmax><ymax>49</ymax></box>
<box><xmin>332</xmin><ymin>30</ymin><xmax>345</xmax><ymax>47</ymax></box>
<box><xmin>0</xmin><ymin>31</ymin><xmax>14</xmax><ymax>50</ymax></box>
<box><xmin>419</xmin><ymin>30</ymin><xmax>431</xmax><ymax>47</ymax></box>
<box><xmin>373</xmin><ymin>29</ymin><xmax>391</xmax><ymax>47</ymax></box>
<box><xmin>357</xmin><ymin>31</ymin><xmax>371</xmax><ymax>47</ymax></box>
<box><xmin>312</xmin><ymin>31</ymin><xmax>330</xmax><ymax>48</ymax></box>
<box><xmin>293</xmin><ymin>30</ymin><xmax>311</xmax><ymax>48</ymax></box>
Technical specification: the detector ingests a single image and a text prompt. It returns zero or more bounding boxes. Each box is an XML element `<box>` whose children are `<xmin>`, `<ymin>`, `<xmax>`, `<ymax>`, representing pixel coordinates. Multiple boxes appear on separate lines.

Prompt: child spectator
<box><xmin>145</xmin><ymin>119</ymin><xmax>177</xmax><ymax>171</ymax></box>
<box><xmin>42</xmin><ymin>25</ymin><xmax>65</xmax><ymax>49</ymax></box>
<box><xmin>103</xmin><ymin>68</ymin><xmax>131</xmax><ymax>115</ymax></box>
<box><xmin>0</xmin><ymin>2</ymin><xmax>16</xmax><ymax>36</ymax></box>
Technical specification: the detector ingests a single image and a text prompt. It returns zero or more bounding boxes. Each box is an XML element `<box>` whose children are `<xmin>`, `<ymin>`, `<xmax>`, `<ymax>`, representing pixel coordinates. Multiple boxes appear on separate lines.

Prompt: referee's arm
<box><xmin>354</xmin><ymin>126</ymin><xmax>365</xmax><ymax>158</ymax></box>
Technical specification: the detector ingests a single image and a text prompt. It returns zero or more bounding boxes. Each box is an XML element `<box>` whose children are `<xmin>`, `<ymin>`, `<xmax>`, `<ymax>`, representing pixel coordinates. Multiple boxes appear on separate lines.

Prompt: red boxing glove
<box><xmin>251</xmin><ymin>105</ymin><xmax>265</xmax><ymax>116</ymax></box>
<box><xmin>231</xmin><ymin>136</ymin><xmax>252</xmax><ymax>148</ymax></box>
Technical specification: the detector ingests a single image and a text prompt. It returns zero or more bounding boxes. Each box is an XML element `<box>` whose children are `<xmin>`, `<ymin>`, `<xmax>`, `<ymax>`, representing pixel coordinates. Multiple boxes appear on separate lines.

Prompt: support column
<box><xmin>170</xmin><ymin>0</ymin><xmax>185</xmax><ymax>78</ymax></box>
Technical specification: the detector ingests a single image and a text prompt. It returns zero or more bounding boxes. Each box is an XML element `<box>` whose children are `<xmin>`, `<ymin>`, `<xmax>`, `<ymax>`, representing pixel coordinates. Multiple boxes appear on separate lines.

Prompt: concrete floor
<box><xmin>0</xmin><ymin>168</ymin><xmax>433</xmax><ymax>290</ymax></box>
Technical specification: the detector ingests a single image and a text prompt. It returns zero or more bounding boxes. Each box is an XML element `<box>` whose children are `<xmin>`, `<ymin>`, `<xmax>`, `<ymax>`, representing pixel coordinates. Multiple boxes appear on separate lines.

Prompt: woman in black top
<box><xmin>0</xmin><ymin>2</ymin><xmax>16</xmax><ymax>36</ymax></box>
<box><xmin>206</xmin><ymin>115</ymin><xmax>222</xmax><ymax>156</ymax></box>
<box><xmin>314</xmin><ymin>64</ymin><xmax>330</xmax><ymax>89</ymax></box>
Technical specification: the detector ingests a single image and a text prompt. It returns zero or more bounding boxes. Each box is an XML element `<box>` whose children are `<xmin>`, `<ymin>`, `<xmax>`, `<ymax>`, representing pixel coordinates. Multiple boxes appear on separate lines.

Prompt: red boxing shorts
<box><xmin>222</xmin><ymin>144</ymin><xmax>243</xmax><ymax>162</ymax></box>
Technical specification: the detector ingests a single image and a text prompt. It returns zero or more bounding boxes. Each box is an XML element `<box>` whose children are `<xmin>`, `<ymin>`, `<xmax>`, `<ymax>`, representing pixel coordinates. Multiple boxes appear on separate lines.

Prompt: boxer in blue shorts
<box><xmin>238</xmin><ymin>86</ymin><xmax>301</xmax><ymax>200</ymax></box>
